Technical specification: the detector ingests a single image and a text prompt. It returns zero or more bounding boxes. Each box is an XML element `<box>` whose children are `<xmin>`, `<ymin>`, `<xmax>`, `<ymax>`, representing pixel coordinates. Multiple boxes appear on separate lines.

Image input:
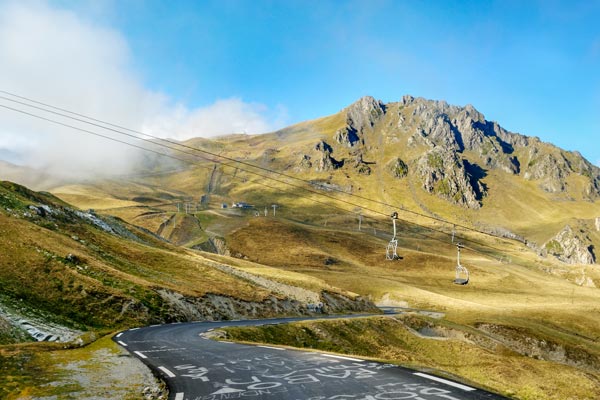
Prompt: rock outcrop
<box><xmin>352</xmin><ymin>152</ymin><xmax>372</xmax><ymax>175</ymax></box>
<box><xmin>334</xmin><ymin>96</ymin><xmax>385</xmax><ymax>147</ymax></box>
<box><xmin>395</xmin><ymin>95</ymin><xmax>600</xmax><ymax>202</ymax></box>
<box><xmin>156</xmin><ymin>289</ymin><xmax>377</xmax><ymax>321</ymax></box>
<box><xmin>543</xmin><ymin>225</ymin><xmax>595</xmax><ymax>265</ymax></box>
<box><xmin>416</xmin><ymin>147</ymin><xmax>485</xmax><ymax>209</ymax></box>
<box><xmin>389</xmin><ymin>157</ymin><xmax>409</xmax><ymax>178</ymax></box>
<box><xmin>524</xmin><ymin>150</ymin><xmax>570</xmax><ymax>193</ymax></box>
<box><xmin>523</xmin><ymin>146</ymin><xmax>600</xmax><ymax>197</ymax></box>
<box><xmin>296</xmin><ymin>154</ymin><xmax>313</xmax><ymax>171</ymax></box>
<box><xmin>313</xmin><ymin>140</ymin><xmax>342</xmax><ymax>172</ymax></box>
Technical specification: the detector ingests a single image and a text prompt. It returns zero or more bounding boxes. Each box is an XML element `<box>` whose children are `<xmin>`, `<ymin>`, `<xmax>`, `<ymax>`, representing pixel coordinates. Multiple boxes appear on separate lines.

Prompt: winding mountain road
<box><xmin>113</xmin><ymin>315</ymin><xmax>507</xmax><ymax>400</ymax></box>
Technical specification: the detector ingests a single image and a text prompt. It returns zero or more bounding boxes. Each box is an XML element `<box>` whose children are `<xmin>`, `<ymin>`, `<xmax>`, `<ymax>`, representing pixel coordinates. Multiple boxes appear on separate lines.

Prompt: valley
<box><xmin>1</xmin><ymin>95</ymin><xmax>600</xmax><ymax>399</ymax></box>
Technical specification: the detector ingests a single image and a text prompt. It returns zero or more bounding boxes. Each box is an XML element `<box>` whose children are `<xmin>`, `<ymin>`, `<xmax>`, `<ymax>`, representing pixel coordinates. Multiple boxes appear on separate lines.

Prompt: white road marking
<box><xmin>258</xmin><ymin>345</ymin><xmax>286</xmax><ymax>351</ymax></box>
<box><xmin>133</xmin><ymin>351</ymin><xmax>147</xmax><ymax>359</ymax></box>
<box><xmin>220</xmin><ymin>341</ymin><xmax>234</xmax><ymax>344</ymax></box>
<box><xmin>174</xmin><ymin>393</ymin><xmax>184</xmax><ymax>400</ymax></box>
<box><xmin>211</xmin><ymin>387</ymin><xmax>244</xmax><ymax>395</ymax></box>
<box><xmin>320</xmin><ymin>353</ymin><xmax>364</xmax><ymax>362</ymax></box>
<box><xmin>158</xmin><ymin>366</ymin><xmax>176</xmax><ymax>378</ymax></box>
<box><xmin>413</xmin><ymin>372</ymin><xmax>476</xmax><ymax>391</ymax></box>
<box><xmin>117</xmin><ymin>340</ymin><xmax>128</xmax><ymax>347</ymax></box>
<box><xmin>116</xmin><ymin>332</ymin><xmax>123</xmax><ymax>338</ymax></box>
<box><xmin>129</xmin><ymin>327</ymin><xmax>140</xmax><ymax>331</ymax></box>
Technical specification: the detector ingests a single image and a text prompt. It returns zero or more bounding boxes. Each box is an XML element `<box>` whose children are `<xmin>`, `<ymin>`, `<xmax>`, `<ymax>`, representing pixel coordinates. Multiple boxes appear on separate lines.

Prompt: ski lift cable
<box><xmin>0</xmin><ymin>90</ymin><xmax>523</xmax><ymax>246</ymax></box>
<box><xmin>0</xmin><ymin>101</ymin><xmax>510</xmax><ymax>258</ymax></box>
<box><xmin>0</xmin><ymin>103</ymin><xmax>393</xmax><ymax>226</ymax></box>
<box><xmin>0</xmin><ymin>101</ymin><xmax>509</xmax><ymax>259</ymax></box>
<box><xmin>0</xmin><ymin>96</ymin><xmax>398</xmax><ymax>218</ymax></box>
<box><xmin>0</xmin><ymin>102</ymin><xmax>470</xmax><ymax>256</ymax></box>
<box><xmin>0</xmin><ymin>92</ymin><xmax>515</xmax><ymax>254</ymax></box>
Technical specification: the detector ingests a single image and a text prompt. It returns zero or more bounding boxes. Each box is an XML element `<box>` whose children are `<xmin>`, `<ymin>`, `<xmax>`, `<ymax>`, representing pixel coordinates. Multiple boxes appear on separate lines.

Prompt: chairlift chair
<box><xmin>453</xmin><ymin>243</ymin><xmax>469</xmax><ymax>285</ymax></box>
<box><xmin>386</xmin><ymin>212</ymin><xmax>399</xmax><ymax>260</ymax></box>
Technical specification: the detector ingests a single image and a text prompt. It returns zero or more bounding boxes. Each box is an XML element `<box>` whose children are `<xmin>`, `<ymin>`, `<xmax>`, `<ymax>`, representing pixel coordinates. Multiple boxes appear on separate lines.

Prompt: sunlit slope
<box><xmin>0</xmin><ymin>182</ymin><xmax>272</xmax><ymax>329</ymax></box>
<box><xmin>218</xmin><ymin>215</ymin><xmax>600</xmax><ymax>399</ymax></box>
<box><xmin>225</xmin><ymin>217</ymin><xmax>600</xmax><ymax>333</ymax></box>
<box><xmin>0</xmin><ymin>181</ymin><xmax>370</xmax><ymax>338</ymax></box>
<box><xmin>46</xmin><ymin>97</ymin><xmax>600</xmax><ymax>258</ymax></box>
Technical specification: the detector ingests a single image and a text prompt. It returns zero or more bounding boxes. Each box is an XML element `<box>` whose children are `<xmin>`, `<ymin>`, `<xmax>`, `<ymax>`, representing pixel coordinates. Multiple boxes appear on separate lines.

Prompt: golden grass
<box><xmin>5</xmin><ymin>102</ymin><xmax>600</xmax><ymax>399</ymax></box>
<box><xmin>224</xmin><ymin>316</ymin><xmax>600</xmax><ymax>400</ymax></box>
<box><xmin>220</xmin><ymin>214</ymin><xmax>600</xmax><ymax>399</ymax></box>
<box><xmin>196</xmin><ymin>251</ymin><xmax>355</xmax><ymax>296</ymax></box>
<box><xmin>0</xmin><ymin>209</ymin><xmax>272</xmax><ymax>331</ymax></box>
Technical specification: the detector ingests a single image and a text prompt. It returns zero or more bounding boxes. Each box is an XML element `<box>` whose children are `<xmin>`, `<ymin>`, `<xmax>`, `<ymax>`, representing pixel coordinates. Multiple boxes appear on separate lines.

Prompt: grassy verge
<box><xmin>0</xmin><ymin>333</ymin><xmax>161</xmax><ymax>399</ymax></box>
<box><xmin>223</xmin><ymin>315</ymin><xmax>600</xmax><ymax>400</ymax></box>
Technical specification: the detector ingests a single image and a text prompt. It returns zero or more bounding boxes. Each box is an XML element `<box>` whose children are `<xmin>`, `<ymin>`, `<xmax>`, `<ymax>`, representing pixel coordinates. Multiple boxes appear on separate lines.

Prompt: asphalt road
<box><xmin>114</xmin><ymin>315</ymin><xmax>508</xmax><ymax>400</ymax></box>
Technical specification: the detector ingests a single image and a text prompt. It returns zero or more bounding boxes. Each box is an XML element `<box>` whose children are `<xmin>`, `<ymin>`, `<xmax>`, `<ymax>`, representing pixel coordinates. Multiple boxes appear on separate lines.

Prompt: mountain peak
<box><xmin>333</xmin><ymin>96</ymin><xmax>385</xmax><ymax>148</ymax></box>
<box><xmin>345</xmin><ymin>95</ymin><xmax>383</xmax><ymax>111</ymax></box>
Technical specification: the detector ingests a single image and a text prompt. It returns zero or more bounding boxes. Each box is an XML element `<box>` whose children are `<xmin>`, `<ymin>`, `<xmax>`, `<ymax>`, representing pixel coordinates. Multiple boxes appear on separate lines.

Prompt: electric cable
<box><xmin>0</xmin><ymin>90</ymin><xmax>524</xmax><ymax>246</ymax></box>
<box><xmin>0</xmin><ymin>100</ymin><xmax>516</xmax><ymax>257</ymax></box>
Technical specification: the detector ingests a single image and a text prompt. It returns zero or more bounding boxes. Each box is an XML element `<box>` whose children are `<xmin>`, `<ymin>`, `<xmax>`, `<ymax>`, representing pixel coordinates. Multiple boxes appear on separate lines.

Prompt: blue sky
<box><xmin>1</xmin><ymin>0</ymin><xmax>599</xmax><ymax>172</ymax></box>
<box><xmin>112</xmin><ymin>0</ymin><xmax>600</xmax><ymax>164</ymax></box>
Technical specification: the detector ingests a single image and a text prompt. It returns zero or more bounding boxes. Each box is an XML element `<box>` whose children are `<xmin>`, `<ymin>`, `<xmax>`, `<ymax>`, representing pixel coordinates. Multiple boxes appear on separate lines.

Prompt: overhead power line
<box><xmin>0</xmin><ymin>102</ymin><xmax>468</xmax><ymax>254</ymax></box>
<box><xmin>0</xmin><ymin>89</ymin><xmax>520</xmax><ymax>245</ymax></box>
<box><xmin>0</xmin><ymin>93</ymin><xmax>516</xmax><ymax>257</ymax></box>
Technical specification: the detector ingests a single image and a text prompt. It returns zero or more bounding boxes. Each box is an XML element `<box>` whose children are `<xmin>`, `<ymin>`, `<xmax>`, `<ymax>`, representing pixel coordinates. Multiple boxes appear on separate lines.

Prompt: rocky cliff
<box><xmin>543</xmin><ymin>225</ymin><xmax>596</xmax><ymax>265</ymax></box>
<box><xmin>314</xmin><ymin>95</ymin><xmax>600</xmax><ymax>208</ymax></box>
<box><xmin>334</xmin><ymin>96</ymin><xmax>385</xmax><ymax>148</ymax></box>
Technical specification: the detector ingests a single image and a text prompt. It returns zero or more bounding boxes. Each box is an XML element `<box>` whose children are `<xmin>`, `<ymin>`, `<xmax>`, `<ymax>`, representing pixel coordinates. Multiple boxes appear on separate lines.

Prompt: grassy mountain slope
<box><xmin>0</xmin><ymin>181</ymin><xmax>367</xmax><ymax>339</ymax></box>
<box><xmin>3</xmin><ymin>94</ymin><xmax>600</xmax><ymax>399</ymax></box>
<box><xmin>44</xmin><ymin>96</ymin><xmax>600</xmax><ymax>257</ymax></box>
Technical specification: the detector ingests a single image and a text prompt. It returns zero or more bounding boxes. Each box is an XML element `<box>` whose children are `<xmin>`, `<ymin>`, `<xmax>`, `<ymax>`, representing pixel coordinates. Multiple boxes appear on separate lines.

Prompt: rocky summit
<box><xmin>287</xmin><ymin>95</ymin><xmax>600</xmax><ymax>213</ymax></box>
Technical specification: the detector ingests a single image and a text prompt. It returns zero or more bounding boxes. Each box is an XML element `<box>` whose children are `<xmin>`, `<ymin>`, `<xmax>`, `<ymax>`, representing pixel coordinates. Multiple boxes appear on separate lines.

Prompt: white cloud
<box><xmin>0</xmin><ymin>1</ymin><xmax>285</xmax><ymax>181</ymax></box>
<box><xmin>144</xmin><ymin>98</ymin><xmax>285</xmax><ymax>140</ymax></box>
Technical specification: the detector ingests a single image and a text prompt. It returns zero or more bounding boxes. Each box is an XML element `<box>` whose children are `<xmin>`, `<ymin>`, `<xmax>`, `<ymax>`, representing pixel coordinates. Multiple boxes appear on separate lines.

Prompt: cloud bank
<box><xmin>0</xmin><ymin>1</ymin><xmax>285</xmax><ymax>180</ymax></box>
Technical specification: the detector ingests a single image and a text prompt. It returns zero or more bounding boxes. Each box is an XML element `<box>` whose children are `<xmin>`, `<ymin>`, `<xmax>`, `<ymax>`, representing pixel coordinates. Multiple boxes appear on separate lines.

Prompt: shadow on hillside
<box><xmin>464</xmin><ymin>160</ymin><xmax>488</xmax><ymax>201</ymax></box>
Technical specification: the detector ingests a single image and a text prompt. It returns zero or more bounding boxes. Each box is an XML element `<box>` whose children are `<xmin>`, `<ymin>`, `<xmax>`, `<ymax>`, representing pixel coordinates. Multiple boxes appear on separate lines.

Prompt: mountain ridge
<box><xmin>303</xmin><ymin>94</ymin><xmax>600</xmax><ymax>207</ymax></box>
<box><xmin>2</xmin><ymin>94</ymin><xmax>600</xmax><ymax>266</ymax></box>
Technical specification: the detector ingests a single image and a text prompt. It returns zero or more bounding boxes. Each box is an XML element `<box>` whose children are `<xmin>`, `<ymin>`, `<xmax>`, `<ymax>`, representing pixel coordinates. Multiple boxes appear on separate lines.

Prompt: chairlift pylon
<box><xmin>386</xmin><ymin>212</ymin><xmax>399</xmax><ymax>260</ymax></box>
<box><xmin>453</xmin><ymin>243</ymin><xmax>469</xmax><ymax>285</ymax></box>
